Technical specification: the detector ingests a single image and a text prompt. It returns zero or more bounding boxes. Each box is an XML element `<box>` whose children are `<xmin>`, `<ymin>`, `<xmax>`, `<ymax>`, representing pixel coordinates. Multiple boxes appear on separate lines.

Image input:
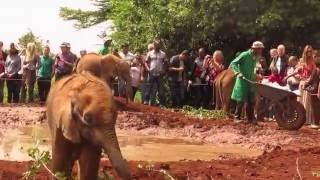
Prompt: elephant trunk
<box><xmin>101</xmin><ymin>128</ymin><xmax>131</xmax><ymax>180</ymax></box>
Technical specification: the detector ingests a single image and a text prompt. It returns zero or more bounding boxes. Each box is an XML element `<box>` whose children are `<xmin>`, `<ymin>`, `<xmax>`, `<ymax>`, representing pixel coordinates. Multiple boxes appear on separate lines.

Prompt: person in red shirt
<box><xmin>0</xmin><ymin>41</ymin><xmax>7</xmax><ymax>103</ymax></box>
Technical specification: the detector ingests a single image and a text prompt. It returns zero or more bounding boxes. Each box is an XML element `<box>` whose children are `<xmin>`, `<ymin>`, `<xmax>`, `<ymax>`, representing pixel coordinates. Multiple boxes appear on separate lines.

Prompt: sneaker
<box><xmin>310</xmin><ymin>124</ymin><xmax>320</xmax><ymax>129</ymax></box>
<box><xmin>234</xmin><ymin>118</ymin><xmax>244</xmax><ymax>123</ymax></box>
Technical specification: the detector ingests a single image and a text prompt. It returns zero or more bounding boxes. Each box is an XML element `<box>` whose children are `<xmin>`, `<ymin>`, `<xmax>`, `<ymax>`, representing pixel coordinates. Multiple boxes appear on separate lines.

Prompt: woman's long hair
<box><xmin>25</xmin><ymin>42</ymin><xmax>36</xmax><ymax>62</ymax></box>
<box><xmin>301</xmin><ymin>45</ymin><xmax>313</xmax><ymax>65</ymax></box>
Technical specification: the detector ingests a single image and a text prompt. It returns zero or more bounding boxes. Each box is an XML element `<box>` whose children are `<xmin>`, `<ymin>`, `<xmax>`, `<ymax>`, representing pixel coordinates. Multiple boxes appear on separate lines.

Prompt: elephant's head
<box><xmin>100</xmin><ymin>54</ymin><xmax>133</xmax><ymax>103</ymax></box>
<box><xmin>64</xmin><ymin>76</ymin><xmax>131</xmax><ymax>179</ymax></box>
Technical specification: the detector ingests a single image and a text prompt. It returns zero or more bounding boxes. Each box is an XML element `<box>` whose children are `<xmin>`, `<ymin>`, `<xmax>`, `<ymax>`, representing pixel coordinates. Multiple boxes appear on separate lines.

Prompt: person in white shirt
<box><xmin>119</xmin><ymin>43</ymin><xmax>135</xmax><ymax>61</ymax></box>
<box><xmin>144</xmin><ymin>40</ymin><xmax>168</xmax><ymax>106</ymax></box>
<box><xmin>118</xmin><ymin>43</ymin><xmax>135</xmax><ymax>98</ymax></box>
<box><xmin>269</xmin><ymin>44</ymin><xmax>289</xmax><ymax>78</ymax></box>
<box><xmin>130</xmin><ymin>54</ymin><xmax>143</xmax><ymax>101</ymax></box>
<box><xmin>141</xmin><ymin>43</ymin><xmax>154</xmax><ymax>104</ymax></box>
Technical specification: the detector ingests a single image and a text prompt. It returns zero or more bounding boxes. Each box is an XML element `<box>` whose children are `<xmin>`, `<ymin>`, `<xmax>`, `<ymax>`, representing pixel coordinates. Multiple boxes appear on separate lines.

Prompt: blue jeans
<box><xmin>140</xmin><ymin>78</ymin><xmax>149</xmax><ymax>103</ymax></box>
<box><xmin>145</xmin><ymin>75</ymin><xmax>164</xmax><ymax>105</ymax></box>
<box><xmin>169</xmin><ymin>81</ymin><xmax>183</xmax><ymax>108</ymax></box>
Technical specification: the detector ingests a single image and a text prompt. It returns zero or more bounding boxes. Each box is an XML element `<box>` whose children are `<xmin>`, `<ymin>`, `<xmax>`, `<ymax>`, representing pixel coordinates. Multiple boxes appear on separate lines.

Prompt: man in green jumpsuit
<box><xmin>230</xmin><ymin>41</ymin><xmax>264</xmax><ymax>124</ymax></box>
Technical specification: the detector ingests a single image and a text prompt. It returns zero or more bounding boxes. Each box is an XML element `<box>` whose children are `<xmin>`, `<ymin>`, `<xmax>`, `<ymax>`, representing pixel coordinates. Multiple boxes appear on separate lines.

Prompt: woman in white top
<box><xmin>20</xmin><ymin>43</ymin><xmax>40</xmax><ymax>102</ymax></box>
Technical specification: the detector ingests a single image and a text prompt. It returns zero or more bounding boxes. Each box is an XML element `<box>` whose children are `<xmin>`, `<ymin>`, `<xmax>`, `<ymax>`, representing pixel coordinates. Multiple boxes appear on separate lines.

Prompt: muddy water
<box><xmin>0</xmin><ymin>125</ymin><xmax>262</xmax><ymax>162</ymax></box>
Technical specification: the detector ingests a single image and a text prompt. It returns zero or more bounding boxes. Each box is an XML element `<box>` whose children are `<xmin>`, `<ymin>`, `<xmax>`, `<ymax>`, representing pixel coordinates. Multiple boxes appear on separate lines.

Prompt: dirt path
<box><xmin>0</xmin><ymin>99</ymin><xmax>319</xmax><ymax>179</ymax></box>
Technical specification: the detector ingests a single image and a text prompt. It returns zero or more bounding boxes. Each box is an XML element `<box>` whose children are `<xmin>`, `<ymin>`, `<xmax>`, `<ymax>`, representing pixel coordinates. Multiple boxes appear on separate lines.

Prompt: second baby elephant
<box><xmin>214</xmin><ymin>68</ymin><xmax>236</xmax><ymax>113</ymax></box>
<box><xmin>46</xmin><ymin>72</ymin><xmax>131</xmax><ymax>180</ymax></box>
<box><xmin>76</xmin><ymin>53</ymin><xmax>133</xmax><ymax>102</ymax></box>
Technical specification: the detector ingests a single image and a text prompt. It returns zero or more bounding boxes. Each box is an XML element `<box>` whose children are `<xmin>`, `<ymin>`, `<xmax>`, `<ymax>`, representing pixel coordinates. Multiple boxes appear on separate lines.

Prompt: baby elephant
<box><xmin>46</xmin><ymin>72</ymin><xmax>131</xmax><ymax>180</ymax></box>
<box><xmin>76</xmin><ymin>53</ymin><xmax>133</xmax><ymax>102</ymax></box>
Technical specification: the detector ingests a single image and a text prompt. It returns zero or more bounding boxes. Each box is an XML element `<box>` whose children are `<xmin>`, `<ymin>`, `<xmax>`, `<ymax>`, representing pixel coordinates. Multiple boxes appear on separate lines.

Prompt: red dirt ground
<box><xmin>0</xmin><ymin>98</ymin><xmax>319</xmax><ymax>179</ymax></box>
<box><xmin>0</xmin><ymin>147</ymin><xmax>320</xmax><ymax>179</ymax></box>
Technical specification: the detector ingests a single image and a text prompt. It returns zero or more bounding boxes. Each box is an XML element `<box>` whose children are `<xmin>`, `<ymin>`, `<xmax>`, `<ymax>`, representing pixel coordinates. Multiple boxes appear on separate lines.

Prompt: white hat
<box><xmin>104</xmin><ymin>37</ymin><xmax>112</xmax><ymax>42</ymax></box>
<box><xmin>251</xmin><ymin>41</ymin><xmax>265</xmax><ymax>49</ymax></box>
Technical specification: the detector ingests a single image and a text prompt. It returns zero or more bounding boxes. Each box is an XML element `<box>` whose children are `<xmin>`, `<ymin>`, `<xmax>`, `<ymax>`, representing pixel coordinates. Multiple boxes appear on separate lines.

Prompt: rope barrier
<box><xmin>0</xmin><ymin>78</ymin><xmax>52</xmax><ymax>82</ymax></box>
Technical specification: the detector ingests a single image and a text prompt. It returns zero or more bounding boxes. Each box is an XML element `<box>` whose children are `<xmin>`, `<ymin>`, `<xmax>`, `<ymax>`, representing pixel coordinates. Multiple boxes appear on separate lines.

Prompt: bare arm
<box><xmin>168</xmin><ymin>56</ymin><xmax>184</xmax><ymax>72</ymax></box>
<box><xmin>284</xmin><ymin>67</ymin><xmax>302</xmax><ymax>80</ymax></box>
<box><xmin>169</xmin><ymin>67</ymin><xmax>184</xmax><ymax>72</ymax></box>
<box><xmin>145</xmin><ymin>53</ymin><xmax>151</xmax><ymax>71</ymax></box>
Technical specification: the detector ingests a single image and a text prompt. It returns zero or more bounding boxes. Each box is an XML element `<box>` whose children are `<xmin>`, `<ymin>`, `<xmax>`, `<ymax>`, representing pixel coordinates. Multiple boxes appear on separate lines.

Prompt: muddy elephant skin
<box><xmin>76</xmin><ymin>53</ymin><xmax>132</xmax><ymax>102</ymax></box>
<box><xmin>46</xmin><ymin>72</ymin><xmax>131</xmax><ymax>180</ymax></box>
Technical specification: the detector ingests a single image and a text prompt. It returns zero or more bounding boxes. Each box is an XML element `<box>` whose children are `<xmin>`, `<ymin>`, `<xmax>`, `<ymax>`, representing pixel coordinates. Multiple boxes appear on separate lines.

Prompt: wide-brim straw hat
<box><xmin>251</xmin><ymin>41</ymin><xmax>265</xmax><ymax>49</ymax></box>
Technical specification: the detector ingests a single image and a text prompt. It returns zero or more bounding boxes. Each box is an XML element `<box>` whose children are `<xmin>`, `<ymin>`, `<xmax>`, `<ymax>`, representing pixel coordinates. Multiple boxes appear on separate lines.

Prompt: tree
<box><xmin>60</xmin><ymin>0</ymin><xmax>320</xmax><ymax>62</ymax></box>
<box><xmin>18</xmin><ymin>31</ymin><xmax>44</xmax><ymax>55</ymax></box>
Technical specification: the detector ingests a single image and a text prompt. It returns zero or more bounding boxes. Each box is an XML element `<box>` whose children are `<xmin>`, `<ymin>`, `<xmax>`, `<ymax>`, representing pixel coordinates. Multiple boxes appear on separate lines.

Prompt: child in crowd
<box><xmin>284</xmin><ymin>56</ymin><xmax>301</xmax><ymax>91</ymax></box>
<box><xmin>130</xmin><ymin>54</ymin><xmax>143</xmax><ymax>101</ymax></box>
<box><xmin>256</xmin><ymin>57</ymin><xmax>271</xmax><ymax>76</ymax></box>
<box><xmin>268</xmin><ymin>68</ymin><xmax>283</xmax><ymax>85</ymax></box>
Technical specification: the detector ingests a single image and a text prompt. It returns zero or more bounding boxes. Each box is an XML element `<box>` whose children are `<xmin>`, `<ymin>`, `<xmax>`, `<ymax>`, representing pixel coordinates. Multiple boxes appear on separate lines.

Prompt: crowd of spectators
<box><xmin>0</xmin><ymin>39</ymin><xmax>319</xmax><ymax>128</ymax></box>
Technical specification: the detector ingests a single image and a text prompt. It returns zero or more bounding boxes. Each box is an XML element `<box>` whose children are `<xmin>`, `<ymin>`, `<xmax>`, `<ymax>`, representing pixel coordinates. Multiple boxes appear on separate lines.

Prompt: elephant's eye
<box><xmin>82</xmin><ymin>113</ymin><xmax>94</xmax><ymax>126</ymax></box>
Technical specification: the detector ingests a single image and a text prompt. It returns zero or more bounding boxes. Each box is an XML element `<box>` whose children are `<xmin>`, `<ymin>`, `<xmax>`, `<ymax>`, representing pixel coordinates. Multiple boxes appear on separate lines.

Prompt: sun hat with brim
<box><xmin>60</xmin><ymin>42</ymin><xmax>68</xmax><ymax>47</ymax></box>
<box><xmin>251</xmin><ymin>41</ymin><xmax>265</xmax><ymax>49</ymax></box>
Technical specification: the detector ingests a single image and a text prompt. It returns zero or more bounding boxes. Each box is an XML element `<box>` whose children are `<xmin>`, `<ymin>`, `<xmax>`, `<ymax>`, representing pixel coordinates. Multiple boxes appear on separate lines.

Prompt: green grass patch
<box><xmin>181</xmin><ymin>105</ymin><xmax>227</xmax><ymax>120</ymax></box>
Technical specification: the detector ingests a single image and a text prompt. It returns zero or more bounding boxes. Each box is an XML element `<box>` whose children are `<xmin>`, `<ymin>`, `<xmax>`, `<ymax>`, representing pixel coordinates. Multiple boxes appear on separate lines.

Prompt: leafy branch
<box><xmin>22</xmin><ymin>142</ymin><xmax>67</xmax><ymax>180</ymax></box>
<box><xmin>23</xmin><ymin>142</ymin><xmax>114</xmax><ymax>180</ymax></box>
<box><xmin>181</xmin><ymin>105</ymin><xmax>227</xmax><ymax>120</ymax></box>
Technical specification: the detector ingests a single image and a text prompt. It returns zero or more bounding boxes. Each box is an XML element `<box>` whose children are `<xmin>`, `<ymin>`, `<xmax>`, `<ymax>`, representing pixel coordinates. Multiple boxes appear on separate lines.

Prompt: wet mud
<box><xmin>0</xmin><ymin>98</ymin><xmax>319</xmax><ymax>179</ymax></box>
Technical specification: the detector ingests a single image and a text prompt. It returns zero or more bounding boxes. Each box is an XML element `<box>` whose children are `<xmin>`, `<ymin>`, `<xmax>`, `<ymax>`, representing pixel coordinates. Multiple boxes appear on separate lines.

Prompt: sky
<box><xmin>0</xmin><ymin>0</ymin><xmax>112</xmax><ymax>55</ymax></box>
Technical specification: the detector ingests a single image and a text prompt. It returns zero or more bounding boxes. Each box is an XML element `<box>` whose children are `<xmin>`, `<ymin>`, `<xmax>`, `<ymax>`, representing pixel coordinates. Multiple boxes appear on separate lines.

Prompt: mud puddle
<box><xmin>0</xmin><ymin>125</ymin><xmax>262</xmax><ymax>162</ymax></box>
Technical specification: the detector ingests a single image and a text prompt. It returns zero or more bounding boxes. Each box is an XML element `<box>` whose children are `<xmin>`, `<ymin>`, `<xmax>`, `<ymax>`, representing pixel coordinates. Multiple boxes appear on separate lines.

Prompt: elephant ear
<box><xmin>61</xmin><ymin>90</ymin><xmax>82</xmax><ymax>143</ymax></box>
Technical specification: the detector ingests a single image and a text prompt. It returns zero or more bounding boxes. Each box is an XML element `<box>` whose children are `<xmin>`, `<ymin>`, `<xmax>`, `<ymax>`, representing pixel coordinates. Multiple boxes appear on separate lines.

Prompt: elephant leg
<box><xmin>78</xmin><ymin>145</ymin><xmax>102</xmax><ymax>180</ymax></box>
<box><xmin>214</xmin><ymin>80</ymin><xmax>222</xmax><ymax>110</ymax></box>
<box><xmin>51</xmin><ymin>129</ymin><xmax>76</xmax><ymax>179</ymax></box>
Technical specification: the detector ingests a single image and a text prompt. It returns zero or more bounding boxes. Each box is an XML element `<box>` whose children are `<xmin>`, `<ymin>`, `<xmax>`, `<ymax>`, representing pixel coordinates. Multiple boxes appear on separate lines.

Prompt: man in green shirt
<box><xmin>230</xmin><ymin>41</ymin><xmax>264</xmax><ymax>124</ymax></box>
<box><xmin>99</xmin><ymin>37</ymin><xmax>112</xmax><ymax>55</ymax></box>
<box><xmin>37</xmin><ymin>46</ymin><xmax>54</xmax><ymax>102</ymax></box>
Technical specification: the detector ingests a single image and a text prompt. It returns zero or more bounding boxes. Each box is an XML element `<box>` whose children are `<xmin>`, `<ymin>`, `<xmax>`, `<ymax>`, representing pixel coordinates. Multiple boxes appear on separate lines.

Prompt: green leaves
<box><xmin>182</xmin><ymin>105</ymin><xmax>227</xmax><ymax>120</ymax></box>
<box><xmin>60</xmin><ymin>0</ymin><xmax>112</xmax><ymax>29</ymax></box>
<box><xmin>23</xmin><ymin>145</ymin><xmax>67</xmax><ymax>180</ymax></box>
<box><xmin>18</xmin><ymin>31</ymin><xmax>44</xmax><ymax>55</ymax></box>
<box><xmin>23</xmin><ymin>146</ymin><xmax>51</xmax><ymax>180</ymax></box>
<box><xmin>60</xmin><ymin>0</ymin><xmax>320</xmax><ymax>58</ymax></box>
